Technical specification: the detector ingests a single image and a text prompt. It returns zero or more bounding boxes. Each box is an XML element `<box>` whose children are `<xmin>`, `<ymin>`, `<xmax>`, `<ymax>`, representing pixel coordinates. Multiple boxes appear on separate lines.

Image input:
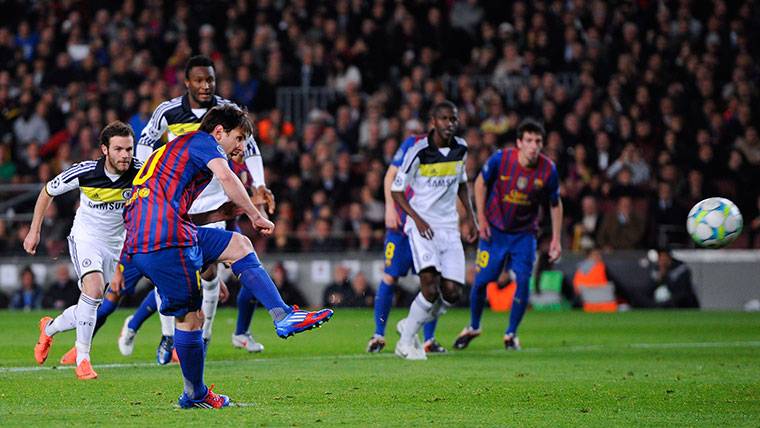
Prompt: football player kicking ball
<box><xmin>114</xmin><ymin>105</ymin><xmax>333</xmax><ymax>408</ymax></box>
<box><xmin>367</xmin><ymin>135</ymin><xmax>444</xmax><ymax>353</ymax></box>
<box><xmin>28</xmin><ymin>122</ymin><xmax>141</xmax><ymax>379</ymax></box>
<box><xmin>453</xmin><ymin>119</ymin><xmax>562</xmax><ymax>351</ymax></box>
<box><xmin>391</xmin><ymin>101</ymin><xmax>477</xmax><ymax>361</ymax></box>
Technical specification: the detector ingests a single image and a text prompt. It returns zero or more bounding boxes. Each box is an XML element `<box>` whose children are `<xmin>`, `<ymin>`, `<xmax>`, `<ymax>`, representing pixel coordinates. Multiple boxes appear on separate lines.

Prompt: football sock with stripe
<box><xmin>506</xmin><ymin>272</ymin><xmax>530</xmax><ymax>336</ymax></box>
<box><xmin>235</xmin><ymin>285</ymin><xmax>257</xmax><ymax>336</ymax></box>
<box><xmin>201</xmin><ymin>275</ymin><xmax>220</xmax><ymax>341</ymax></box>
<box><xmin>93</xmin><ymin>295</ymin><xmax>118</xmax><ymax>336</ymax></box>
<box><xmin>174</xmin><ymin>328</ymin><xmax>207</xmax><ymax>400</ymax></box>
<box><xmin>401</xmin><ymin>293</ymin><xmax>435</xmax><ymax>343</ymax></box>
<box><xmin>128</xmin><ymin>288</ymin><xmax>157</xmax><ymax>331</ymax></box>
<box><xmin>469</xmin><ymin>276</ymin><xmax>489</xmax><ymax>330</ymax></box>
<box><xmin>373</xmin><ymin>280</ymin><xmax>394</xmax><ymax>336</ymax></box>
<box><xmin>75</xmin><ymin>293</ymin><xmax>102</xmax><ymax>365</ymax></box>
<box><xmin>232</xmin><ymin>253</ymin><xmax>290</xmax><ymax>322</ymax></box>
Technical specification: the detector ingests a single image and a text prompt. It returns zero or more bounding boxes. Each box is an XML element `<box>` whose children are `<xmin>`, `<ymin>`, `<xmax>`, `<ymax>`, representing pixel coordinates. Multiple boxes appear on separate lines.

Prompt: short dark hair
<box><xmin>185</xmin><ymin>55</ymin><xmax>215</xmax><ymax>79</ymax></box>
<box><xmin>199</xmin><ymin>104</ymin><xmax>254</xmax><ymax>137</ymax></box>
<box><xmin>99</xmin><ymin>121</ymin><xmax>135</xmax><ymax>147</ymax></box>
<box><xmin>430</xmin><ymin>100</ymin><xmax>457</xmax><ymax>119</ymax></box>
<box><xmin>516</xmin><ymin>118</ymin><xmax>546</xmax><ymax>140</ymax></box>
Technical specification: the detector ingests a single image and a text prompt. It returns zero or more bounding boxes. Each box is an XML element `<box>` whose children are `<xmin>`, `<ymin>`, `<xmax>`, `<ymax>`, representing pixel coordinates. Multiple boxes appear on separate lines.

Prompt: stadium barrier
<box><xmin>2</xmin><ymin>250</ymin><xmax>758</xmax><ymax>310</ymax></box>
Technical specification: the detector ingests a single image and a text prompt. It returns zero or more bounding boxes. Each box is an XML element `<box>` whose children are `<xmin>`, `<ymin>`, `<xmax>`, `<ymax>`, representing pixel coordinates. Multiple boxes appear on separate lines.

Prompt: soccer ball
<box><xmin>686</xmin><ymin>197</ymin><xmax>743</xmax><ymax>248</ymax></box>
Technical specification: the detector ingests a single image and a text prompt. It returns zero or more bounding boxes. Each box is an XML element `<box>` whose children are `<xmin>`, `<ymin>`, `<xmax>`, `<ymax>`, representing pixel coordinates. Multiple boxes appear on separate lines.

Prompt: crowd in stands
<box><xmin>1</xmin><ymin>0</ymin><xmax>760</xmax><ymax>268</ymax></box>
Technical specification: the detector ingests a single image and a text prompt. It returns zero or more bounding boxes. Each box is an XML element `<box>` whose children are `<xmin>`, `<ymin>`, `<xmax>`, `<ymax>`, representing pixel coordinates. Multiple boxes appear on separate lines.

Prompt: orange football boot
<box><xmin>59</xmin><ymin>346</ymin><xmax>77</xmax><ymax>365</ymax></box>
<box><xmin>34</xmin><ymin>316</ymin><xmax>54</xmax><ymax>364</ymax></box>
<box><xmin>75</xmin><ymin>359</ymin><xmax>98</xmax><ymax>380</ymax></box>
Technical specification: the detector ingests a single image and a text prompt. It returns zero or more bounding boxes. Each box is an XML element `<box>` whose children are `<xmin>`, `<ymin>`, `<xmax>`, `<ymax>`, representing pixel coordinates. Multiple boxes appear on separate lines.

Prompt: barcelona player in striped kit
<box><xmin>454</xmin><ymin>119</ymin><xmax>563</xmax><ymax>351</ymax></box>
<box><xmin>113</xmin><ymin>105</ymin><xmax>333</xmax><ymax>408</ymax></box>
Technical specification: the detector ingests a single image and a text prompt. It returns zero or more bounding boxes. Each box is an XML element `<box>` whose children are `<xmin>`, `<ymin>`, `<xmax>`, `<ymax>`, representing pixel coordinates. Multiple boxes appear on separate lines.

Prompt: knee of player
<box><xmin>440</xmin><ymin>281</ymin><xmax>461</xmax><ymax>303</ymax></box>
<box><xmin>231</xmin><ymin>233</ymin><xmax>254</xmax><ymax>256</ymax></box>
<box><xmin>382</xmin><ymin>273</ymin><xmax>397</xmax><ymax>285</ymax></box>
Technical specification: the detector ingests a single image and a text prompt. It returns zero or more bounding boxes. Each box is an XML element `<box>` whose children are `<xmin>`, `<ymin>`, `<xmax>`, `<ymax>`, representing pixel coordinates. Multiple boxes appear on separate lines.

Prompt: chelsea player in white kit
<box><xmin>391</xmin><ymin>101</ymin><xmax>477</xmax><ymax>360</ymax></box>
<box><xmin>30</xmin><ymin>122</ymin><xmax>141</xmax><ymax>379</ymax></box>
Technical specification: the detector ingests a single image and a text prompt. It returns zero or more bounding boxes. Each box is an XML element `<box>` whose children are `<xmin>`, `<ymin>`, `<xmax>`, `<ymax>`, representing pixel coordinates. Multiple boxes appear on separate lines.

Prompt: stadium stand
<box><xmin>0</xmin><ymin>1</ymin><xmax>758</xmax><ymax>277</ymax></box>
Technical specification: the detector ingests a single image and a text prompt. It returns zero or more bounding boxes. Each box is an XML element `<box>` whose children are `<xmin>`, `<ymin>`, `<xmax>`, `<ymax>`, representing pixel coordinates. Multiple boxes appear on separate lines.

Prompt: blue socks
<box><xmin>235</xmin><ymin>285</ymin><xmax>257</xmax><ymax>335</ymax></box>
<box><xmin>373</xmin><ymin>279</ymin><xmax>439</xmax><ymax>340</ymax></box>
<box><xmin>93</xmin><ymin>295</ymin><xmax>118</xmax><ymax>336</ymax></box>
<box><xmin>469</xmin><ymin>277</ymin><xmax>489</xmax><ymax>330</ymax></box>
<box><xmin>128</xmin><ymin>289</ymin><xmax>157</xmax><ymax>331</ymax></box>
<box><xmin>507</xmin><ymin>272</ymin><xmax>530</xmax><ymax>336</ymax></box>
<box><xmin>232</xmin><ymin>253</ymin><xmax>290</xmax><ymax>321</ymax></box>
<box><xmin>422</xmin><ymin>319</ymin><xmax>437</xmax><ymax>342</ymax></box>
<box><xmin>373</xmin><ymin>280</ymin><xmax>394</xmax><ymax>336</ymax></box>
<box><xmin>174</xmin><ymin>328</ymin><xmax>207</xmax><ymax>400</ymax></box>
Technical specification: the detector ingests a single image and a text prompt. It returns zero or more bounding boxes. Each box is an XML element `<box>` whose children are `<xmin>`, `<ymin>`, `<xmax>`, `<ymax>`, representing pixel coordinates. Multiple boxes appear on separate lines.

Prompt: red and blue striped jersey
<box><xmin>123</xmin><ymin>131</ymin><xmax>227</xmax><ymax>254</ymax></box>
<box><xmin>482</xmin><ymin>148</ymin><xmax>559</xmax><ymax>234</ymax></box>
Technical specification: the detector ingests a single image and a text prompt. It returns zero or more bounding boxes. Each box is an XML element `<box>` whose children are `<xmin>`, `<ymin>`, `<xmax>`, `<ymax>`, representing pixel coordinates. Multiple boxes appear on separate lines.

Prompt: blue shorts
<box><xmin>383</xmin><ymin>229</ymin><xmax>414</xmax><ymax>278</ymax></box>
<box><xmin>116</xmin><ymin>261</ymin><xmax>146</xmax><ymax>297</ymax></box>
<box><xmin>475</xmin><ymin>228</ymin><xmax>536</xmax><ymax>283</ymax></box>
<box><xmin>127</xmin><ymin>227</ymin><xmax>233</xmax><ymax>317</ymax></box>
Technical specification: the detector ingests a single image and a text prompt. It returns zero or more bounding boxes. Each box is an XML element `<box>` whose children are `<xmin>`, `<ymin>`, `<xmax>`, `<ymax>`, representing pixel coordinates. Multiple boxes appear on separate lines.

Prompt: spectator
<box><xmin>322</xmin><ymin>265</ymin><xmax>352</xmax><ymax>308</ymax></box>
<box><xmin>649</xmin><ymin>182</ymin><xmax>687</xmax><ymax>246</ymax></box>
<box><xmin>42</xmin><ymin>263</ymin><xmax>78</xmax><ymax>310</ymax></box>
<box><xmin>311</xmin><ymin>218</ymin><xmax>344</xmax><ymax>253</ymax></box>
<box><xmin>570</xmin><ymin>195</ymin><xmax>601</xmax><ymax>251</ymax></box>
<box><xmin>347</xmin><ymin>272</ymin><xmax>374</xmax><ymax>308</ymax></box>
<box><xmin>648</xmin><ymin>248</ymin><xmax>700</xmax><ymax>309</ymax></box>
<box><xmin>597</xmin><ymin>196</ymin><xmax>646</xmax><ymax>250</ymax></box>
<box><xmin>10</xmin><ymin>266</ymin><xmax>41</xmax><ymax>310</ymax></box>
<box><xmin>271</xmin><ymin>262</ymin><xmax>307</xmax><ymax>308</ymax></box>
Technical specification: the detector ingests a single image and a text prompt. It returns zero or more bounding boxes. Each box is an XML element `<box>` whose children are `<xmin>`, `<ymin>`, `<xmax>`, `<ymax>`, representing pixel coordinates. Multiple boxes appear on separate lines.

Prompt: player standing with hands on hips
<box><xmin>454</xmin><ymin>119</ymin><xmax>562</xmax><ymax>351</ymax></box>
<box><xmin>391</xmin><ymin>100</ymin><xmax>477</xmax><ymax>361</ymax></box>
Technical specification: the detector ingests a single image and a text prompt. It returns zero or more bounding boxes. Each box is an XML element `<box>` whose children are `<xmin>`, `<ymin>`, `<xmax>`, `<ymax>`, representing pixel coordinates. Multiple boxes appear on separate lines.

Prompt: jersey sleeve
<box><xmin>46</xmin><ymin>164</ymin><xmax>84</xmax><ymax>196</ymax></box>
<box><xmin>391</xmin><ymin>143</ymin><xmax>421</xmax><ymax>192</ymax></box>
<box><xmin>135</xmin><ymin>103</ymin><xmax>170</xmax><ymax>162</ymax></box>
<box><xmin>480</xmin><ymin>150</ymin><xmax>502</xmax><ymax>185</ymax></box>
<box><xmin>243</xmin><ymin>136</ymin><xmax>266</xmax><ymax>187</ymax></box>
<box><xmin>391</xmin><ymin>136</ymin><xmax>417</xmax><ymax>167</ymax></box>
<box><xmin>188</xmin><ymin>133</ymin><xmax>227</xmax><ymax>170</ymax></box>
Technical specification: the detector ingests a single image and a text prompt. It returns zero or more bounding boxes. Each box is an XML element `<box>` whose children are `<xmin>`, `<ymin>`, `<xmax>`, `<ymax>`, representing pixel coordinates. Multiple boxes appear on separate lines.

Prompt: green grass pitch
<box><xmin>1</xmin><ymin>308</ymin><xmax>759</xmax><ymax>426</ymax></box>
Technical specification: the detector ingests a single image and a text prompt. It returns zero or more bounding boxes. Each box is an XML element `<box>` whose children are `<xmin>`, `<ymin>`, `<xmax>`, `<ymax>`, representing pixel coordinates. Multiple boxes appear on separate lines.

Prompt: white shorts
<box><xmin>406</xmin><ymin>223</ymin><xmax>465</xmax><ymax>284</ymax></box>
<box><xmin>67</xmin><ymin>235</ymin><xmax>120</xmax><ymax>289</ymax></box>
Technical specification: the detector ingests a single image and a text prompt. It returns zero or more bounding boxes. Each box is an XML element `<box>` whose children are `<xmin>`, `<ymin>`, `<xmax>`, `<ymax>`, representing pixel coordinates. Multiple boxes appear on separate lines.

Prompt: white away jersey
<box><xmin>135</xmin><ymin>94</ymin><xmax>264</xmax><ymax>215</ymax></box>
<box><xmin>46</xmin><ymin>157</ymin><xmax>141</xmax><ymax>247</ymax></box>
<box><xmin>391</xmin><ymin>134</ymin><xmax>468</xmax><ymax>230</ymax></box>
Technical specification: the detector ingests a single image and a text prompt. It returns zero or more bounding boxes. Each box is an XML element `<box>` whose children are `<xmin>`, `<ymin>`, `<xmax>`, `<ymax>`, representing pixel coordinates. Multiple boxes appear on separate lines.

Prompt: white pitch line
<box><xmin>2</xmin><ymin>341</ymin><xmax>760</xmax><ymax>373</ymax></box>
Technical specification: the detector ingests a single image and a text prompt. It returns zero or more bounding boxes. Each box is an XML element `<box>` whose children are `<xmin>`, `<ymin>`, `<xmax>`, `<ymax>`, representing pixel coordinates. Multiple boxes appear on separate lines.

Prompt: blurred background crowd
<box><xmin>1</xmin><ymin>0</ymin><xmax>760</xmax><ymax>307</ymax></box>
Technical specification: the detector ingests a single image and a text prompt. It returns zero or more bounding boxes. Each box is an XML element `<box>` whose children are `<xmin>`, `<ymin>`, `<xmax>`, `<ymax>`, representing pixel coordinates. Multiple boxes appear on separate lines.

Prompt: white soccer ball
<box><xmin>686</xmin><ymin>197</ymin><xmax>743</xmax><ymax>248</ymax></box>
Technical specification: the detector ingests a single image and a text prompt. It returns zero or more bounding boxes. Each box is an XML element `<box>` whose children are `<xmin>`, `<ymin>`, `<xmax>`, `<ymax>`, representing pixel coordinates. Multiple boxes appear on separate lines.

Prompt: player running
<box><xmin>391</xmin><ymin>101</ymin><xmax>477</xmax><ymax>361</ymax></box>
<box><xmin>367</xmin><ymin>135</ymin><xmax>444</xmax><ymax>354</ymax></box>
<box><xmin>114</xmin><ymin>104</ymin><xmax>332</xmax><ymax>408</ymax></box>
<box><xmin>29</xmin><ymin>121</ymin><xmax>141</xmax><ymax>379</ymax></box>
<box><xmin>453</xmin><ymin>119</ymin><xmax>562</xmax><ymax>351</ymax></box>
